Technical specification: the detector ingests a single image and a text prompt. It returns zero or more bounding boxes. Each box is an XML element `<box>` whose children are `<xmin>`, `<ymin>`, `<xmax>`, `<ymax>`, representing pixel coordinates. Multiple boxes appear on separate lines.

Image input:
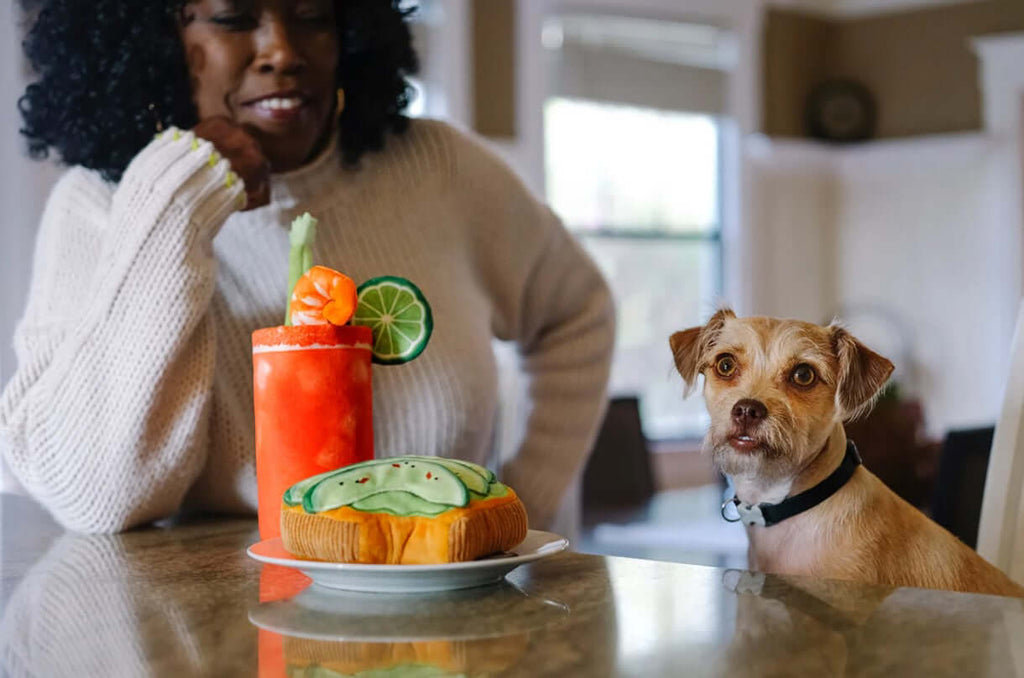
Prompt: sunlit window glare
<box><xmin>406</xmin><ymin>77</ymin><xmax>427</xmax><ymax>118</ymax></box>
<box><xmin>544</xmin><ymin>97</ymin><xmax>721</xmax><ymax>439</ymax></box>
<box><xmin>545</xmin><ymin>98</ymin><xmax>719</xmax><ymax>234</ymax></box>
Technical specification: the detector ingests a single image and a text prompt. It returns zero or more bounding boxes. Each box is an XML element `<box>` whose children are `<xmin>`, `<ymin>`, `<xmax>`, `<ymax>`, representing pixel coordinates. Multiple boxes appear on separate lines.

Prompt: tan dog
<box><xmin>670</xmin><ymin>309</ymin><xmax>1024</xmax><ymax>597</ymax></box>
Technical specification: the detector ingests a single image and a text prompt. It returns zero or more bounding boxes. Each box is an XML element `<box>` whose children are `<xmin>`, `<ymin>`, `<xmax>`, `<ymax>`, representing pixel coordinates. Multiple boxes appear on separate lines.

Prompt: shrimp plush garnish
<box><xmin>289</xmin><ymin>266</ymin><xmax>358</xmax><ymax>326</ymax></box>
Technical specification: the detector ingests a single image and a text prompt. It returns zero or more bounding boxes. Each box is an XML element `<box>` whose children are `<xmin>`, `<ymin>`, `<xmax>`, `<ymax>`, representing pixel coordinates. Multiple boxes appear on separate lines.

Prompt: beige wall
<box><xmin>763</xmin><ymin>11</ymin><xmax>837</xmax><ymax>137</ymax></box>
<box><xmin>763</xmin><ymin>0</ymin><xmax>1024</xmax><ymax>138</ymax></box>
<box><xmin>471</xmin><ymin>0</ymin><xmax>517</xmax><ymax>138</ymax></box>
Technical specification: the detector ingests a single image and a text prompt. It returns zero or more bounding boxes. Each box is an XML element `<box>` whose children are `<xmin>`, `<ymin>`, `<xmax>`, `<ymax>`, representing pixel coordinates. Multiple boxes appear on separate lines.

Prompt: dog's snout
<box><xmin>732</xmin><ymin>399</ymin><xmax>767</xmax><ymax>424</ymax></box>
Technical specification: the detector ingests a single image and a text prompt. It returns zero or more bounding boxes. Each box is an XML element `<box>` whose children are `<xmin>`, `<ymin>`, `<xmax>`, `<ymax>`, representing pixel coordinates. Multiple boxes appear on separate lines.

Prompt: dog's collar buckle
<box><xmin>721</xmin><ymin>497</ymin><xmax>767</xmax><ymax>527</ymax></box>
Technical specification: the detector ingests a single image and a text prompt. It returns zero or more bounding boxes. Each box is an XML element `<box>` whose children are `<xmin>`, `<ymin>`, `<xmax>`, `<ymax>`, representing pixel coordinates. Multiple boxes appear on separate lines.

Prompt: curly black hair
<box><xmin>18</xmin><ymin>0</ymin><xmax>419</xmax><ymax>182</ymax></box>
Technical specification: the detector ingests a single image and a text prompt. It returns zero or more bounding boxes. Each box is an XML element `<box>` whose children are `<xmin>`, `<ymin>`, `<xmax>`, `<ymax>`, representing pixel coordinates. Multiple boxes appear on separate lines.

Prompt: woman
<box><xmin>0</xmin><ymin>0</ymin><xmax>615</xmax><ymax>533</ymax></box>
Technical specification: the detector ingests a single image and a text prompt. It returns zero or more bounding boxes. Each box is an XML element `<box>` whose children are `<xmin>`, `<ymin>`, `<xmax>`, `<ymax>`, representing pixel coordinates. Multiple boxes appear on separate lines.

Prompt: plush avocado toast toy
<box><xmin>280</xmin><ymin>456</ymin><xmax>528</xmax><ymax>564</ymax></box>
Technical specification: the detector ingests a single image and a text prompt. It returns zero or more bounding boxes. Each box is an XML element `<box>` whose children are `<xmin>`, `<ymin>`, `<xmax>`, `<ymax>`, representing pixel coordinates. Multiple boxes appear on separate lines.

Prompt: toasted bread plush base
<box><xmin>280</xmin><ymin>492</ymin><xmax>528</xmax><ymax>564</ymax></box>
<box><xmin>284</xmin><ymin>633</ymin><xmax>531</xmax><ymax>675</ymax></box>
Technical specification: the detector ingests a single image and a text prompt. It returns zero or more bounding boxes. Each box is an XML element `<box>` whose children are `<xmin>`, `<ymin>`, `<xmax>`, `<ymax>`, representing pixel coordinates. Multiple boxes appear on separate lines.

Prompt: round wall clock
<box><xmin>805</xmin><ymin>79</ymin><xmax>877</xmax><ymax>143</ymax></box>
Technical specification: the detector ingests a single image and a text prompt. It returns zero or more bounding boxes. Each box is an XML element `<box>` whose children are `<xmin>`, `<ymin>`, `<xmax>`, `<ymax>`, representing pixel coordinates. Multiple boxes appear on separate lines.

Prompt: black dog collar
<box><xmin>721</xmin><ymin>441</ymin><xmax>862</xmax><ymax>527</ymax></box>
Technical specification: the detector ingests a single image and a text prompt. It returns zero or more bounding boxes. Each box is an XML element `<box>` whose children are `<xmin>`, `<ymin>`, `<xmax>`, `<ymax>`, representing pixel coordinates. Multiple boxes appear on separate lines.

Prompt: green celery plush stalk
<box><xmin>285</xmin><ymin>212</ymin><xmax>319</xmax><ymax>326</ymax></box>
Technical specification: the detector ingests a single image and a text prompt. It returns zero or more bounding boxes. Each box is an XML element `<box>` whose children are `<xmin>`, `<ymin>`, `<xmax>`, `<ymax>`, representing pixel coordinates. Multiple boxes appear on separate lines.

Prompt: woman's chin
<box><xmin>261</xmin><ymin>135</ymin><xmax>331</xmax><ymax>174</ymax></box>
<box><xmin>240</xmin><ymin>117</ymin><xmax>334</xmax><ymax>173</ymax></box>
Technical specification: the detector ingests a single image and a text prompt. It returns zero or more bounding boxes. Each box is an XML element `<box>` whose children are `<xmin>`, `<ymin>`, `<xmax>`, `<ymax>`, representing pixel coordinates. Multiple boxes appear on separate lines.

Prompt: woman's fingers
<box><xmin>193</xmin><ymin>116</ymin><xmax>271</xmax><ymax>211</ymax></box>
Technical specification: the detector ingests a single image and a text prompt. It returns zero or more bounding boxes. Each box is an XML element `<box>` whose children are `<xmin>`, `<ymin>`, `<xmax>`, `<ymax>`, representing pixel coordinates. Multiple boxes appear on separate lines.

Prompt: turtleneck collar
<box><xmin>268</xmin><ymin>127</ymin><xmax>342</xmax><ymax>210</ymax></box>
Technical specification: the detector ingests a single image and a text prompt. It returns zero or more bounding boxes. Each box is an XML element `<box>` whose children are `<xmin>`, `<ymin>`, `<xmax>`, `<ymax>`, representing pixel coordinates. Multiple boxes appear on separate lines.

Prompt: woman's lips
<box><xmin>244</xmin><ymin>94</ymin><xmax>310</xmax><ymax>122</ymax></box>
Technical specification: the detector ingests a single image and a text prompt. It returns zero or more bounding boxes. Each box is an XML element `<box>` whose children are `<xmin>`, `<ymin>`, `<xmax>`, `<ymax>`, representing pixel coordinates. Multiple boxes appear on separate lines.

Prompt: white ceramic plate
<box><xmin>246</xmin><ymin>530</ymin><xmax>569</xmax><ymax>593</ymax></box>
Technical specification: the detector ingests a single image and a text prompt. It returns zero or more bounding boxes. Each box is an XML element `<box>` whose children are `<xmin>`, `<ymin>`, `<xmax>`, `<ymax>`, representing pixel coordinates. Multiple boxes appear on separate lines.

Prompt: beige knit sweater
<box><xmin>0</xmin><ymin>119</ymin><xmax>615</xmax><ymax>534</ymax></box>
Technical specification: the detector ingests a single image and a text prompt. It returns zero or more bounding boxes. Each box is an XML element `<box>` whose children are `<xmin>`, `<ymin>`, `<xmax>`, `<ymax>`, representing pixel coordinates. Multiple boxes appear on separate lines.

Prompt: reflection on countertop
<box><xmin>2</xmin><ymin>494</ymin><xmax>1022</xmax><ymax>677</ymax></box>
<box><xmin>250</xmin><ymin>567</ymin><xmax>571</xmax><ymax>677</ymax></box>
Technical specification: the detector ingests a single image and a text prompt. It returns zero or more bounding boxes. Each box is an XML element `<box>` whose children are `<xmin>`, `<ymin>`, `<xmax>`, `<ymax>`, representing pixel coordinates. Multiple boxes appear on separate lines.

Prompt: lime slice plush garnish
<box><xmin>353</xmin><ymin>276</ymin><xmax>433</xmax><ymax>365</ymax></box>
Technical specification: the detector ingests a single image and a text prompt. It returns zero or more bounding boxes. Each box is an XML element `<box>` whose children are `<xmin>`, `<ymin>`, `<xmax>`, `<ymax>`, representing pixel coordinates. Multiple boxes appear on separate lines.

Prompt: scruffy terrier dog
<box><xmin>671</xmin><ymin>309</ymin><xmax>1023</xmax><ymax>597</ymax></box>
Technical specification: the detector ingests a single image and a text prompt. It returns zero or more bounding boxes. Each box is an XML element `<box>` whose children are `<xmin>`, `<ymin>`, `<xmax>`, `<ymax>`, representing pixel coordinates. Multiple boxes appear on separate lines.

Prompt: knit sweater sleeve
<box><xmin>450</xmin><ymin>126</ymin><xmax>616</xmax><ymax>529</ymax></box>
<box><xmin>0</xmin><ymin>129</ymin><xmax>244</xmax><ymax>533</ymax></box>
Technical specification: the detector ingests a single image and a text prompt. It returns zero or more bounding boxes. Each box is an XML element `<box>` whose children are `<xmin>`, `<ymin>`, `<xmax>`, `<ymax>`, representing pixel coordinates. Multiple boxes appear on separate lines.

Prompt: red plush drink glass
<box><xmin>252</xmin><ymin>324</ymin><xmax>374</xmax><ymax>539</ymax></box>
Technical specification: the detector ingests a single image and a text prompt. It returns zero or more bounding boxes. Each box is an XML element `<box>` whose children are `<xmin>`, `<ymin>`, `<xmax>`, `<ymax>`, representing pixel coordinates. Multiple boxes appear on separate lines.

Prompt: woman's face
<box><xmin>180</xmin><ymin>0</ymin><xmax>339</xmax><ymax>172</ymax></box>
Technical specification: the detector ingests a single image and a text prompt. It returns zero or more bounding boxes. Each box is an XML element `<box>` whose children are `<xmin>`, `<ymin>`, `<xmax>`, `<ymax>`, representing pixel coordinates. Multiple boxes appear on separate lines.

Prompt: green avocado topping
<box><xmin>303</xmin><ymin>459</ymin><xmax>467</xmax><ymax>513</ymax></box>
<box><xmin>283</xmin><ymin>469</ymin><xmax>340</xmax><ymax>507</ymax></box>
<box><xmin>351</xmin><ymin>491</ymin><xmax>453</xmax><ymax>517</ymax></box>
<box><xmin>286</xmin><ymin>456</ymin><xmax>505</xmax><ymax>517</ymax></box>
<box><xmin>388</xmin><ymin>456</ymin><xmax>490</xmax><ymax>495</ymax></box>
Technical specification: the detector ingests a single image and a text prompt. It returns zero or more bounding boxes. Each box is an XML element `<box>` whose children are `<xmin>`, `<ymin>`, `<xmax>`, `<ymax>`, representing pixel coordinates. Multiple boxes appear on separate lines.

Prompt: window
<box><xmin>545</xmin><ymin>98</ymin><xmax>722</xmax><ymax>440</ymax></box>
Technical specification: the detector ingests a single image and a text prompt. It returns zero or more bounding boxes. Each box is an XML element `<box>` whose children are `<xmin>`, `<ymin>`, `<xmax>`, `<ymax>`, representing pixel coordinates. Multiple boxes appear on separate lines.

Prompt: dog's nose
<box><xmin>732</xmin><ymin>399</ymin><xmax>767</xmax><ymax>424</ymax></box>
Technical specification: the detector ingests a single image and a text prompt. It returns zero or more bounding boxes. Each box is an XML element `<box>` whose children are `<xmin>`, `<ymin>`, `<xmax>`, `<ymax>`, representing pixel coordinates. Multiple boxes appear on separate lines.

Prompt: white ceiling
<box><xmin>769</xmin><ymin>0</ymin><xmax>986</xmax><ymax>19</ymax></box>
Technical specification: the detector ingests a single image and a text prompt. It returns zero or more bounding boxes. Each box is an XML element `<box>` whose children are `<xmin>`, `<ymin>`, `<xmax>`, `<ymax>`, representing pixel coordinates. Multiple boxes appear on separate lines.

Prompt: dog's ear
<box><xmin>670</xmin><ymin>308</ymin><xmax>735</xmax><ymax>393</ymax></box>
<box><xmin>830</xmin><ymin>325</ymin><xmax>895</xmax><ymax>419</ymax></box>
<box><xmin>669</xmin><ymin>326</ymin><xmax>703</xmax><ymax>390</ymax></box>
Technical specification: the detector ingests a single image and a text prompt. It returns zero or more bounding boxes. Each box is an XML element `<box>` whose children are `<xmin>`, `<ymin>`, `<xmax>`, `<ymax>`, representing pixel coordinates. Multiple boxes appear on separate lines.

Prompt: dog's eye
<box><xmin>791</xmin><ymin>364</ymin><xmax>817</xmax><ymax>387</ymax></box>
<box><xmin>715</xmin><ymin>355</ymin><xmax>737</xmax><ymax>378</ymax></box>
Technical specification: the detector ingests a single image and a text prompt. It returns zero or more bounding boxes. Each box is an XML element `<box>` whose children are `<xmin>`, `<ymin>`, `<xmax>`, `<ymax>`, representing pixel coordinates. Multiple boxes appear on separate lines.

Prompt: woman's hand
<box><xmin>193</xmin><ymin>116</ymin><xmax>271</xmax><ymax>211</ymax></box>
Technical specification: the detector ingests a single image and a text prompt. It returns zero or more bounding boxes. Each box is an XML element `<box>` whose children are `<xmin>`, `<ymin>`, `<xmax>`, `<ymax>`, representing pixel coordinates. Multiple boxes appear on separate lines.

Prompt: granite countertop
<box><xmin>2</xmin><ymin>494</ymin><xmax>1022</xmax><ymax>677</ymax></box>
